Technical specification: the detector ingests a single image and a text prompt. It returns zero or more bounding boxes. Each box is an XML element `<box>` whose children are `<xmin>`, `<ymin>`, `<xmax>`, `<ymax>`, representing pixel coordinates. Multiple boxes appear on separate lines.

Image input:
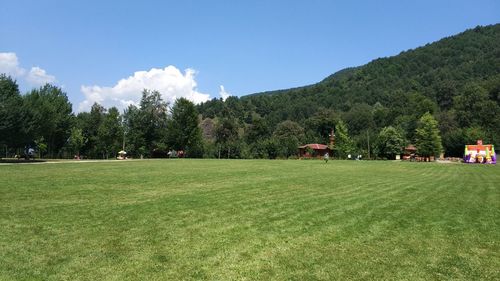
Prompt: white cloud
<box><xmin>26</xmin><ymin>66</ymin><xmax>56</xmax><ymax>85</ymax></box>
<box><xmin>0</xmin><ymin>52</ymin><xmax>56</xmax><ymax>86</ymax></box>
<box><xmin>219</xmin><ymin>85</ymin><xmax>230</xmax><ymax>101</ymax></box>
<box><xmin>79</xmin><ymin>66</ymin><xmax>210</xmax><ymax>112</ymax></box>
<box><xmin>0</xmin><ymin>52</ymin><xmax>25</xmax><ymax>77</ymax></box>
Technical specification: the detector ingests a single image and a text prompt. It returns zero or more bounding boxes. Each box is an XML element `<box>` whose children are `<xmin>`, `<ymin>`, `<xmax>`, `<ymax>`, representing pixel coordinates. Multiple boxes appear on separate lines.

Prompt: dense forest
<box><xmin>1</xmin><ymin>24</ymin><xmax>499</xmax><ymax>159</ymax></box>
<box><xmin>198</xmin><ymin>24</ymin><xmax>500</xmax><ymax>158</ymax></box>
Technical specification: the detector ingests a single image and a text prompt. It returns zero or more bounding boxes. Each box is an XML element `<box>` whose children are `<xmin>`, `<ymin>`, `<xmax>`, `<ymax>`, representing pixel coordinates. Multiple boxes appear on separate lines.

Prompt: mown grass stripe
<box><xmin>1</xmin><ymin>159</ymin><xmax>499</xmax><ymax>280</ymax></box>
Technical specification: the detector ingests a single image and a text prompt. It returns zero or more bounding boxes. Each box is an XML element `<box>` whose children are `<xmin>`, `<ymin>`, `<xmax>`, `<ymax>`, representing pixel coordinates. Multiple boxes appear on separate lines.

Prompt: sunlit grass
<box><xmin>1</xmin><ymin>159</ymin><xmax>499</xmax><ymax>280</ymax></box>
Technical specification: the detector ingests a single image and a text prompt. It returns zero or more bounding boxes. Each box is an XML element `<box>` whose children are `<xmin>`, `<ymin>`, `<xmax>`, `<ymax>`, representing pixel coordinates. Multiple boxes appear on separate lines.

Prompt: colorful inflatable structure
<box><xmin>464</xmin><ymin>140</ymin><xmax>496</xmax><ymax>164</ymax></box>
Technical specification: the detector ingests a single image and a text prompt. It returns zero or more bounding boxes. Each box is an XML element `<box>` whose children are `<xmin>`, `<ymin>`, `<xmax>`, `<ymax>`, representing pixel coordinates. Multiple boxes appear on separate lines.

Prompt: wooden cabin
<box><xmin>298</xmin><ymin>143</ymin><xmax>331</xmax><ymax>159</ymax></box>
<box><xmin>402</xmin><ymin>144</ymin><xmax>436</xmax><ymax>162</ymax></box>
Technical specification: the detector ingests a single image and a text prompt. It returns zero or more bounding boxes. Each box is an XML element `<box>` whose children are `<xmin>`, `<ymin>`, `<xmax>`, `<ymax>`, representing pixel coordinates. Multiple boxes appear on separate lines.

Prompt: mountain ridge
<box><xmin>197</xmin><ymin>23</ymin><xmax>500</xmax><ymax>157</ymax></box>
<box><xmin>247</xmin><ymin>24</ymin><xmax>499</xmax><ymax>98</ymax></box>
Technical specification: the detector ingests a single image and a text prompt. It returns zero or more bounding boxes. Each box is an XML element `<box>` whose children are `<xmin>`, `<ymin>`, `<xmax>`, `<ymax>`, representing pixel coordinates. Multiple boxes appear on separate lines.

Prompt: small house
<box><xmin>402</xmin><ymin>144</ymin><xmax>435</xmax><ymax>162</ymax></box>
<box><xmin>298</xmin><ymin>143</ymin><xmax>331</xmax><ymax>159</ymax></box>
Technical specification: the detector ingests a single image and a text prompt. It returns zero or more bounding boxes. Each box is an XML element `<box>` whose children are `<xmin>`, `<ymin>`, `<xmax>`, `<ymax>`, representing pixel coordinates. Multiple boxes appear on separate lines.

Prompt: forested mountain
<box><xmin>1</xmin><ymin>24</ymin><xmax>499</xmax><ymax>160</ymax></box>
<box><xmin>198</xmin><ymin>24</ymin><xmax>500</xmax><ymax>157</ymax></box>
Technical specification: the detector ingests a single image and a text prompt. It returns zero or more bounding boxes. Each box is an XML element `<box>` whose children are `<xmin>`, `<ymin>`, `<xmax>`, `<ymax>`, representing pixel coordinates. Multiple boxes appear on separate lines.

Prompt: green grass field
<box><xmin>1</xmin><ymin>160</ymin><xmax>499</xmax><ymax>280</ymax></box>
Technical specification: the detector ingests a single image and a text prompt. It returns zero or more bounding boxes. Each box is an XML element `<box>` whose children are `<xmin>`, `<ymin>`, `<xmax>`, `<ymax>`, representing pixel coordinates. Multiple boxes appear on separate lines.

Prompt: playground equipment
<box><xmin>464</xmin><ymin>140</ymin><xmax>496</xmax><ymax>164</ymax></box>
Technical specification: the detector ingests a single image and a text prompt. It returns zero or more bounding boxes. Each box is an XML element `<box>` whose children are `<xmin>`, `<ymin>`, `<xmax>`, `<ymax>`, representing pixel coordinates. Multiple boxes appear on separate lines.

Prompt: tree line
<box><xmin>1</xmin><ymin>24</ymin><xmax>498</xmax><ymax>160</ymax></box>
<box><xmin>0</xmin><ymin>76</ymin><xmax>203</xmax><ymax>159</ymax></box>
<box><xmin>0</xmin><ymin>74</ymin><xmax>450</xmax><ymax>160</ymax></box>
<box><xmin>1</xmin><ymin>73</ymin><xmax>444</xmax><ymax>160</ymax></box>
<box><xmin>198</xmin><ymin>24</ymin><xmax>500</xmax><ymax>158</ymax></box>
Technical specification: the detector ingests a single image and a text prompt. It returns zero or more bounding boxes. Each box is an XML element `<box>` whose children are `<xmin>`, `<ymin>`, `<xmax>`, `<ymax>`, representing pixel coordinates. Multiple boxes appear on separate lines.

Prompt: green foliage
<box><xmin>454</xmin><ymin>83</ymin><xmax>500</xmax><ymax>130</ymax></box>
<box><xmin>3</xmin><ymin>24</ymin><xmax>500</xmax><ymax>158</ymax></box>
<box><xmin>75</xmin><ymin>103</ymin><xmax>103</xmax><ymax>158</ymax></box>
<box><xmin>138</xmin><ymin>89</ymin><xmax>169</xmax><ymax>156</ymax></box>
<box><xmin>304</xmin><ymin>108</ymin><xmax>339</xmax><ymax>142</ymax></box>
<box><xmin>97</xmin><ymin>107</ymin><xmax>123</xmax><ymax>159</ymax></box>
<box><xmin>415</xmin><ymin>113</ymin><xmax>443</xmax><ymax>158</ymax></box>
<box><xmin>122</xmin><ymin>89</ymin><xmax>169</xmax><ymax>157</ymax></box>
<box><xmin>123</xmin><ymin>104</ymin><xmax>145</xmax><ymax>157</ymax></box>
<box><xmin>272</xmin><ymin>120</ymin><xmax>305</xmax><ymax>158</ymax></box>
<box><xmin>377</xmin><ymin>126</ymin><xmax>404</xmax><ymax>159</ymax></box>
<box><xmin>197</xmin><ymin>24</ymin><xmax>500</xmax><ymax>157</ymax></box>
<box><xmin>334</xmin><ymin>120</ymin><xmax>355</xmax><ymax>159</ymax></box>
<box><xmin>167</xmin><ymin>98</ymin><xmax>203</xmax><ymax>158</ymax></box>
<box><xmin>75</xmin><ymin>103</ymin><xmax>122</xmax><ymax>159</ymax></box>
<box><xmin>305</xmin><ymin>146</ymin><xmax>315</xmax><ymax>157</ymax></box>
<box><xmin>215</xmin><ymin>118</ymin><xmax>239</xmax><ymax>158</ymax></box>
<box><xmin>35</xmin><ymin>137</ymin><xmax>47</xmax><ymax>158</ymax></box>
<box><xmin>22</xmin><ymin>84</ymin><xmax>73</xmax><ymax>158</ymax></box>
<box><xmin>0</xmin><ymin>75</ymin><xmax>23</xmax><ymax>150</ymax></box>
<box><xmin>245</xmin><ymin>116</ymin><xmax>270</xmax><ymax>144</ymax></box>
<box><xmin>264</xmin><ymin>137</ymin><xmax>280</xmax><ymax>159</ymax></box>
<box><xmin>342</xmin><ymin>103</ymin><xmax>375</xmax><ymax>135</ymax></box>
<box><xmin>69</xmin><ymin>127</ymin><xmax>86</xmax><ymax>156</ymax></box>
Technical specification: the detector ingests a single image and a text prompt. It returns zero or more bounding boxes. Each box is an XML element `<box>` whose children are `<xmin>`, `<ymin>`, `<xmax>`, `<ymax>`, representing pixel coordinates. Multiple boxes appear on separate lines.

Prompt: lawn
<box><xmin>0</xmin><ymin>159</ymin><xmax>499</xmax><ymax>280</ymax></box>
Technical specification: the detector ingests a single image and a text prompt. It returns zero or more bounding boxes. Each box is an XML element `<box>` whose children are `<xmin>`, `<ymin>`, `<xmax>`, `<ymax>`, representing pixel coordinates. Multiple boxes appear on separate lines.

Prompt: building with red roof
<box><xmin>298</xmin><ymin>143</ymin><xmax>331</xmax><ymax>159</ymax></box>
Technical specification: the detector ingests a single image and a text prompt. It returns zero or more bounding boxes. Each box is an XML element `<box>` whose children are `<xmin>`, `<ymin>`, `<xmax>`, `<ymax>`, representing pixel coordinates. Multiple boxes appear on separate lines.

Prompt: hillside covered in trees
<box><xmin>198</xmin><ymin>24</ymin><xmax>500</xmax><ymax>158</ymax></box>
<box><xmin>1</xmin><ymin>24</ymin><xmax>499</xmax><ymax>159</ymax></box>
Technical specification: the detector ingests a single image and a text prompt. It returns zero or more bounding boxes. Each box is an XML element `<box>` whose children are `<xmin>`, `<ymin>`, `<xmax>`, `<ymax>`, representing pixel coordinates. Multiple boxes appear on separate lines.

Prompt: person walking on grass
<box><xmin>324</xmin><ymin>152</ymin><xmax>329</xmax><ymax>163</ymax></box>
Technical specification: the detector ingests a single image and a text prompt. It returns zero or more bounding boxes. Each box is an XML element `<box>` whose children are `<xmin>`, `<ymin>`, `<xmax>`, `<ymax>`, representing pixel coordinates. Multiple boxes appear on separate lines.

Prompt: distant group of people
<box><xmin>347</xmin><ymin>154</ymin><xmax>363</xmax><ymax>160</ymax></box>
<box><xmin>15</xmin><ymin>147</ymin><xmax>35</xmax><ymax>160</ymax></box>
<box><xmin>324</xmin><ymin>152</ymin><xmax>363</xmax><ymax>163</ymax></box>
<box><xmin>167</xmin><ymin>150</ymin><xmax>184</xmax><ymax>158</ymax></box>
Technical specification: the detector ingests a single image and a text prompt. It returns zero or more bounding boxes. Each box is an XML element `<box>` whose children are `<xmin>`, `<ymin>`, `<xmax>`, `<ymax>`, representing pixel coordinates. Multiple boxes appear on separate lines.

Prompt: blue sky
<box><xmin>1</xmin><ymin>0</ymin><xmax>499</xmax><ymax>112</ymax></box>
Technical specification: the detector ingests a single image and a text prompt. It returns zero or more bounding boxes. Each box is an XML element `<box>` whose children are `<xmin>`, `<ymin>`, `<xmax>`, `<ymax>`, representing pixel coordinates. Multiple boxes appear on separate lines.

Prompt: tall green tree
<box><xmin>35</xmin><ymin>137</ymin><xmax>48</xmax><ymax>158</ymax></box>
<box><xmin>22</xmin><ymin>84</ymin><xmax>73</xmax><ymax>158</ymax></box>
<box><xmin>123</xmin><ymin>104</ymin><xmax>146</xmax><ymax>157</ymax></box>
<box><xmin>244</xmin><ymin>115</ymin><xmax>272</xmax><ymax>158</ymax></box>
<box><xmin>377</xmin><ymin>126</ymin><xmax>404</xmax><ymax>159</ymax></box>
<box><xmin>139</xmin><ymin>89</ymin><xmax>169</xmax><ymax>156</ymax></box>
<box><xmin>415</xmin><ymin>112</ymin><xmax>443</xmax><ymax>159</ymax></box>
<box><xmin>334</xmin><ymin>119</ymin><xmax>355</xmax><ymax>159</ymax></box>
<box><xmin>97</xmin><ymin>107</ymin><xmax>123</xmax><ymax>159</ymax></box>
<box><xmin>272</xmin><ymin>120</ymin><xmax>304</xmax><ymax>158</ymax></box>
<box><xmin>122</xmin><ymin>90</ymin><xmax>169</xmax><ymax>157</ymax></box>
<box><xmin>167</xmin><ymin>98</ymin><xmax>203</xmax><ymax>157</ymax></box>
<box><xmin>0</xmin><ymin>75</ymin><xmax>23</xmax><ymax>153</ymax></box>
<box><xmin>69</xmin><ymin>127</ymin><xmax>86</xmax><ymax>157</ymax></box>
<box><xmin>84</xmin><ymin>103</ymin><xmax>106</xmax><ymax>158</ymax></box>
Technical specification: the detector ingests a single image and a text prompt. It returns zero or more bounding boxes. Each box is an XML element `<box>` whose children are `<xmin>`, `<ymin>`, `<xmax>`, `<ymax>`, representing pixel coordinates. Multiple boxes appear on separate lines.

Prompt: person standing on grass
<box><xmin>324</xmin><ymin>152</ymin><xmax>329</xmax><ymax>163</ymax></box>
